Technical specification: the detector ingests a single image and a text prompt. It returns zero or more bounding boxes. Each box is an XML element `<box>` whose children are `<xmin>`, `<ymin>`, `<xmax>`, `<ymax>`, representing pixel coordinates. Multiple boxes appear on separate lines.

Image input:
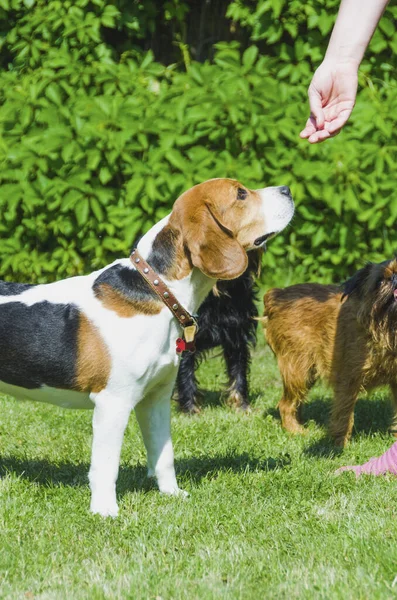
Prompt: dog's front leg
<box><xmin>176</xmin><ymin>349</ymin><xmax>201</xmax><ymax>413</ymax></box>
<box><xmin>89</xmin><ymin>392</ymin><xmax>132</xmax><ymax>517</ymax></box>
<box><xmin>329</xmin><ymin>381</ymin><xmax>360</xmax><ymax>447</ymax></box>
<box><xmin>135</xmin><ymin>386</ymin><xmax>187</xmax><ymax>497</ymax></box>
<box><xmin>223</xmin><ymin>335</ymin><xmax>251</xmax><ymax>410</ymax></box>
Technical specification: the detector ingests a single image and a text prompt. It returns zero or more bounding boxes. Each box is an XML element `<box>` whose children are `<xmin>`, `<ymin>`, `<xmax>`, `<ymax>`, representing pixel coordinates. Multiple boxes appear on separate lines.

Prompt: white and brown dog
<box><xmin>0</xmin><ymin>179</ymin><xmax>293</xmax><ymax>516</ymax></box>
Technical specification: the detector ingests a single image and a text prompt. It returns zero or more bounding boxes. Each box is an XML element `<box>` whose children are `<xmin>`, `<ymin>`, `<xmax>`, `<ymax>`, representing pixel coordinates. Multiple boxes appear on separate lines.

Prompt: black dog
<box><xmin>175</xmin><ymin>252</ymin><xmax>259</xmax><ymax>413</ymax></box>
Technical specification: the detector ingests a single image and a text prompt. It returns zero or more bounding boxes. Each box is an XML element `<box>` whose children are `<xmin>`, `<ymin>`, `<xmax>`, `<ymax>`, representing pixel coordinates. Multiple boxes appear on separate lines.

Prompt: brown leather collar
<box><xmin>130</xmin><ymin>249</ymin><xmax>198</xmax><ymax>353</ymax></box>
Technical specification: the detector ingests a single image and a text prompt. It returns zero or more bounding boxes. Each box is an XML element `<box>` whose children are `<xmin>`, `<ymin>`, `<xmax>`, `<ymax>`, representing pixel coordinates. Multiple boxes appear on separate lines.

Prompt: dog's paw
<box><xmin>90</xmin><ymin>499</ymin><xmax>119</xmax><ymax>518</ymax></box>
<box><xmin>286</xmin><ymin>423</ymin><xmax>306</xmax><ymax>435</ymax></box>
<box><xmin>180</xmin><ymin>403</ymin><xmax>201</xmax><ymax>415</ymax></box>
<box><xmin>225</xmin><ymin>390</ymin><xmax>247</xmax><ymax>410</ymax></box>
<box><xmin>238</xmin><ymin>403</ymin><xmax>252</xmax><ymax>414</ymax></box>
<box><xmin>332</xmin><ymin>436</ymin><xmax>349</xmax><ymax>448</ymax></box>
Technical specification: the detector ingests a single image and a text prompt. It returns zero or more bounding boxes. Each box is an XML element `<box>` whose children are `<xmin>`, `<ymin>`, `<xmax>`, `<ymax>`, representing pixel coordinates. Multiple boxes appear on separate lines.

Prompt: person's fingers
<box><xmin>305</xmin><ymin>106</ymin><xmax>352</xmax><ymax>143</ymax></box>
<box><xmin>307</xmin><ymin>120</ymin><xmax>344</xmax><ymax>144</ymax></box>
<box><xmin>308</xmin><ymin>122</ymin><xmax>341</xmax><ymax>143</ymax></box>
<box><xmin>300</xmin><ymin>84</ymin><xmax>326</xmax><ymax>140</ymax></box>
<box><xmin>299</xmin><ymin>129</ymin><xmax>311</xmax><ymax>139</ymax></box>
<box><xmin>327</xmin><ymin>109</ymin><xmax>353</xmax><ymax>134</ymax></box>
<box><xmin>302</xmin><ymin>119</ymin><xmax>332</xmax><ymax>143</ymax></box>
<box><xmin>300</xmin><ymin>116</ymin><xmax>317</xmax><ymax>139</ymax></box>
<box><xmin>308</xmin><ymin>129</ymin><xmax>332</xmax><ymax>144</ymax></box>
<box><xmin>308</xmin><ymin>85</ymin><xmax>325</xmax><ymax>130</ymax></box>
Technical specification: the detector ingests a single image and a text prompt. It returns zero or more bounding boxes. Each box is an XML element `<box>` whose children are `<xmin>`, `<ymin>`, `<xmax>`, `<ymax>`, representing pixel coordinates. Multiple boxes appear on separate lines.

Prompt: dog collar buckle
<box><xmin>183</xmin><ymin>323</ymin><xmax>197</xmax><ymax>343</ymax></box>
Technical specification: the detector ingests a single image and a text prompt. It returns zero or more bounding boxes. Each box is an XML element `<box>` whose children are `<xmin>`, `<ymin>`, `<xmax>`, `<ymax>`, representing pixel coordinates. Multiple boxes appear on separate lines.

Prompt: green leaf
<box><xmin>140</xmin><ymin>51</ymin><xmax>154</xmax><ymax>70</ymax></box>
<box><xmin>90</xmin><ymin>197</ymin><xmax>104</xmax><ymax>221</ymax></box>
<box><xmin>46</xmin><ymin>83</ymin><xmax>63</xmax><ymax>106</ymax></box>
<box><xmin>242</xmin><ymin>46</ymin><xmax>258</xmax><ymax>71</ymax></box>
<box><xmin>165</xmin><ymin>149</ymin><xmax>188</xmax><ymax>172</ymax></box>
<box><xmin>75</xmin><ymin>198</ymin><xmax>89</xmax><ymax>226</ymax></box>
<box><xmin>99</xmin><ymin>167</ymin><xmax>112</xmax><ymax>185</ymax></box>
<box><xmin>61</xmin><ymin>190</ymin><xmax>83</xmax><ymax>212</ymax></box>
<box><xmin>87</xmin><ymin>150</ymin><xmax>102</xmax><ymax>171</ymax></box>
<box><xmin>379</xmin><ymin>17</ymin><xmax>395</xmax><ymax>38</ymax></box>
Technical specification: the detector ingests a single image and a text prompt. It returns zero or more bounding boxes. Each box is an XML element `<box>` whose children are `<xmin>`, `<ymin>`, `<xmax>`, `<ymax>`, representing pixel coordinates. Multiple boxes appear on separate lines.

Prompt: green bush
<box><xmin>0</xmin><ymin>0</ymin><xmax>396</xmax><ymax>283</ymax></box>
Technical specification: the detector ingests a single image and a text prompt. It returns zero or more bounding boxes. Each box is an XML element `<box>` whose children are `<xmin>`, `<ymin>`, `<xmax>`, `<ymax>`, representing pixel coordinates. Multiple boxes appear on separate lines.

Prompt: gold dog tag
<box><xmin>184</xmin><ymin>324</ymin><xmax>197</xmax><ymax>343</ymax></box>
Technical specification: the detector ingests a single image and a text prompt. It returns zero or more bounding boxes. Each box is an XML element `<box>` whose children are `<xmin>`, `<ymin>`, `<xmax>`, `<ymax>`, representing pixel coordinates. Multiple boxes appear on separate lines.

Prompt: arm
<box><xmin>325</xmin><ymin>0</ymin><xmax>389</xmax><ymax>66</ymax></box>
<box><xmin>300</xmin><ymin>0</ymin><xmax>390</xmax><ymax>144</ymax></box>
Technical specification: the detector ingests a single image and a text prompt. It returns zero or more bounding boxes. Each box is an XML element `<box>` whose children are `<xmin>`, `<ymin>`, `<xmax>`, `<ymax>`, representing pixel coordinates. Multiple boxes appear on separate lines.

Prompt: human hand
<box><xmin>300</xmin><ymin>60</ymin><xmax>359</xmax><ymax>144</ymax></box>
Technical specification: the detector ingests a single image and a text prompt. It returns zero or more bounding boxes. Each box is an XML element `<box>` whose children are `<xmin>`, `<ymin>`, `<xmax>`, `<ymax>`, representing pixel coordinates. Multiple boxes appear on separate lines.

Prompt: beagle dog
<box><xmin>0</xmin><ymin>178</ymin><xmax>294</xmax><ymax>517</ymax></box>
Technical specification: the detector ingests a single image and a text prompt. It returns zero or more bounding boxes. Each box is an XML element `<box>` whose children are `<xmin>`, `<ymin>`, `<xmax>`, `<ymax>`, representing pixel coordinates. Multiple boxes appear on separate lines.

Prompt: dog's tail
<box><xmin>258</xmin><ymin>288</ymin><xmax>281</xmax><ymax>330</ymax></box>
<box><xmin>260</xmin><ymin>288</ymin><xmax>283</xmax><ymax>354</ymax></box>
<box><xmin>262</xmin><ymin>288</ymin><xmax>281</xmax><ymax>317</ymax></box>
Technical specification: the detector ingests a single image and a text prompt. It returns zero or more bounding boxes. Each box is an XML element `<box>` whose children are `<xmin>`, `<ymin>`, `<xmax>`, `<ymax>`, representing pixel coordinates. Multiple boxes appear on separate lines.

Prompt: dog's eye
<box><xmin>237</xmin><ymin>188</ymin><xmax>248</xmax><ymax>200</ymax></box>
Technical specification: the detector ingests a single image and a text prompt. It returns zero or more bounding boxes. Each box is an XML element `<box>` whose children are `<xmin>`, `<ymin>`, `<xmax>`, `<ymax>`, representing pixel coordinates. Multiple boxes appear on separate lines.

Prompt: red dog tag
<box><xmin>176</xmin><ymin>338</ymin><xmax>196</xmax><ymax>354</ymax></box>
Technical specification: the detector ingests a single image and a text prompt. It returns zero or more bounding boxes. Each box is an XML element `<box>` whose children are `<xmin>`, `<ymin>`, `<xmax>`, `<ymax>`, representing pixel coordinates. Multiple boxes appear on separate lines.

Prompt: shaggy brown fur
<box><xmin>262</xmin><ymin>258</ymin><xmax>397</xmax><ymax>447</ymax></box>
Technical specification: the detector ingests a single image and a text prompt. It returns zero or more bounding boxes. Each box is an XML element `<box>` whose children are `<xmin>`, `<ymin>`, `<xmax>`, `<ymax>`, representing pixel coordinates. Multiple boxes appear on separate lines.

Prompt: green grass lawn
<box><xmin>1</xmin><ymin>338</ymin><xmax>397</xmax><ymax>599</ymax></box>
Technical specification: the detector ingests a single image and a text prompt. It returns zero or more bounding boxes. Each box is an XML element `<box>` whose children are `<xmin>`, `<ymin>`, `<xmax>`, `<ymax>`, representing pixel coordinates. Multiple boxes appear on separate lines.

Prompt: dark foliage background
<box><xmin>0</xmin><ymin>0</ymin><xmax>396</xmax><ymax>282</ymax></box>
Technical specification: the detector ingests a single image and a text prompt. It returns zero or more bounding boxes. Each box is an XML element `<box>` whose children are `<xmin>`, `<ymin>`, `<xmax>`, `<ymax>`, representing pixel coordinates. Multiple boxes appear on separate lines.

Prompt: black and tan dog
<box><xmin>175</xmin><ymin>251</ymin><xmax>259</xmax><ymax>413</ymax></box>
<box><xmin>262</xmin><ymin>258</ymin><xmax>397</xmax><ymax>446</ymax></box>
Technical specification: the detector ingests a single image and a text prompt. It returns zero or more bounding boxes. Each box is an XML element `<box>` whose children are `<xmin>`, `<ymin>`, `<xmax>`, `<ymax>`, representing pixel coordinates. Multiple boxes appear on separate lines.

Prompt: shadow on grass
<box><xmin>0</xmin><ymin>452</ymin><xmax>291</xmax><ymax>496</ymax></box>
<box><xmin>266</xmin><ymin>394</ymin><xmax>394</xmax><ymax>434</ymax></box>
<box><xmin>264</xmin><ymin>394</ymin><xmax>334</xmax><ymax>428</ymax></box>
<box><xmin>264</xmin><ymin>396</ymin><xmax>333</xmax><ymax>428</ymax></box>
<box><xmin>303</xmin><ymin>439</ymin><xmax>344</xmax><ymax>459</ymax></box>
<box><xmin>265</xmin><ymin>393</ymin><xmax>395</xmax><ymax>459</ymax></box>
<box><xmin>173</xmin><ymin>389</ymin><xmax>225</xmax><ymax>412</ymax></box>
<box><xmin>175</xmin><ymin>389</ymin><xmax>259</xmax><ymax>411</ymax></box>
<box><xmin>194</xmin><ymin>389</ymin><xmax>224</xmax><ymax>410</ymax></box>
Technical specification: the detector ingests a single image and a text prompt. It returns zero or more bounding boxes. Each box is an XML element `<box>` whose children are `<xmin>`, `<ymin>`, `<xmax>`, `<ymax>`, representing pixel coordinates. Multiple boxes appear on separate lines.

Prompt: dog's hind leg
<box><xmin>135</xmin><ymin>383</ymin><xmax>187</xmax><ymax>497</ymax></box>
<box><xmin>89</xmin><ymin>391</ymin><xmax>133</xmax><ymax>517</ymax></box>
<box><xmin>278</xmin><ymin>383</ymin><xmax>307</xmax><ymax>434</ymax></box>
<box><xmin>276</xmin><ymin>358</ymin><xmax>316</xmax><ymax>433</ymax></box>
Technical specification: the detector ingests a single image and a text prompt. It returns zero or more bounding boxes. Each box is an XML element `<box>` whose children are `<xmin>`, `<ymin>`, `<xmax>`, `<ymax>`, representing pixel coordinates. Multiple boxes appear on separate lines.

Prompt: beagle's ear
<box><xmin>187</xmin><ymin>204</ymin><xmax>248</xmax><ymax>280</ymax></box>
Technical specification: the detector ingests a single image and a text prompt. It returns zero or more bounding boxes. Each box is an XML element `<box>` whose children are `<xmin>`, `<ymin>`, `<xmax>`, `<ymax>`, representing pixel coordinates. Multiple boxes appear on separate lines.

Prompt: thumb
<box><xmin>308</xmin><ymin>85</ymin><xmax>325</xmax><ymax>130</ymax></box>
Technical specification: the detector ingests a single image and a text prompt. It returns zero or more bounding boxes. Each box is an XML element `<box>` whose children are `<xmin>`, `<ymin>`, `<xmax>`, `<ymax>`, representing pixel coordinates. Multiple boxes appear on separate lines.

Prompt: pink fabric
<box><xmin>335</xmin><ymin>441</ymin><xmax>397</xmax><ymax>477</ymax></box>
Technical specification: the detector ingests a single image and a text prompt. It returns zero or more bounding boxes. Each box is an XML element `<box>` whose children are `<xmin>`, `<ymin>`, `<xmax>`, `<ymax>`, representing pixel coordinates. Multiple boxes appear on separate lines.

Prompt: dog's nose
<box><xmin>280</xmin><ymin>186</ymin><xmax>291</xmax><ymax>197</ymax></box>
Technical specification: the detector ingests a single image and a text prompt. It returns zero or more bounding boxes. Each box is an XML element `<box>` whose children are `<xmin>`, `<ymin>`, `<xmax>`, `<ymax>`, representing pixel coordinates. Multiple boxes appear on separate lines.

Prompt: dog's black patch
<box><xmin>131</xmin><ymin>226</ymin><xmax>177</xmax><ymax>277</ymax></box>
<box><xmin>176</xmin><ymin>252</ymin><xmax>259</xmax><ymax>412</ymax></box>
<box><xmin>0</xmin><ymin>301</ymin><xmax>79</xmax><ymax>389</ymax></box>
<box><xmin>93</xmin><ymin>264</ymin><xmax>158</xmax><ymax>303</ymax></box>
<box><xmin>0</xmin><ymin>281</ymin><xmax>35</xmax><ymax>295</ymax></box>
<box><xmin>148</xmin><ymin>226</ymin><xmax>177</xmax><ymax>275</ymax></box>
<box><xmin>94</xmin><ymin>227</ymin><xmax>177</xmax><ymax>303</ymax></box>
